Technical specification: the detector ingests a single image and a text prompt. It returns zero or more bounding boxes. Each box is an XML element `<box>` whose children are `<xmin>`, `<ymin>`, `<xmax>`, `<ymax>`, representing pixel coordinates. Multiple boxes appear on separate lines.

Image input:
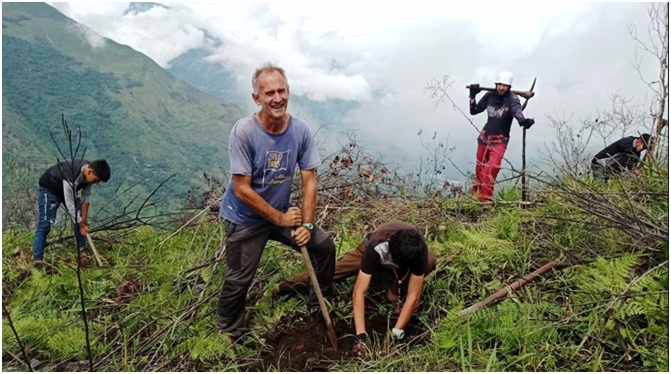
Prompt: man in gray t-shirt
<box><xmin>216</xmin><ymin>63</ymin><xmax>335</xmax><ymax>339</ymax></box>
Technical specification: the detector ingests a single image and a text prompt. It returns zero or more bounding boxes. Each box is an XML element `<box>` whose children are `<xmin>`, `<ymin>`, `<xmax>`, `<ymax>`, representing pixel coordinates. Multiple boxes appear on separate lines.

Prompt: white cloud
<box><xmin>68</xmin><ymin>22</ymin><xmax>107</xmax><ymax>49</ymax></box>
<box><xmin>47</xmin><ymin>1</ymin><xmax>662</xmax><ymax>180</ymax></box>
<box><xmin>52</xmin><ymin>2</ymin><xmax>595</xmax><ymax>102</ymax></box>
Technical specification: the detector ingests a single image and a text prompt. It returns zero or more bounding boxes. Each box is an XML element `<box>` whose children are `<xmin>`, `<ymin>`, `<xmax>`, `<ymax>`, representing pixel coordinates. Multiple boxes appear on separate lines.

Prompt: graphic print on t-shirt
<box><xmin>487</xmin><ymin>105</ymin><xmax>509</xmax><ymax>118</ymax></box>
<box><xmin>263</xmin><ymin>150</ymin><xmax>291</xmax><ymax>187</ymax></box>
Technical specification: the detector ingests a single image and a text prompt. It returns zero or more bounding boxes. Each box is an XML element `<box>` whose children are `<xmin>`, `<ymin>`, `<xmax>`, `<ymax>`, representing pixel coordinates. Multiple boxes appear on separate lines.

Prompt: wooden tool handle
<box><xmin>300</xmin><ymin>246</ymin><xmax>338</xmax><ymax>349</ymax></box>
<box><xmin>85</xmin><ymin>234</ymin><xmax>104</xmax><ymax>267</ymax></box>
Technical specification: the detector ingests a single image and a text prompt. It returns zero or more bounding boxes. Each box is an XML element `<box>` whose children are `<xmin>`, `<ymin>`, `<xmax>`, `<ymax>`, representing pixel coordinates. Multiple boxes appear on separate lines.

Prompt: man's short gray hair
<box><xmin>252</xmin><ymin>63</ymin><xmax>288</xmax><ymax>93</ymax></box>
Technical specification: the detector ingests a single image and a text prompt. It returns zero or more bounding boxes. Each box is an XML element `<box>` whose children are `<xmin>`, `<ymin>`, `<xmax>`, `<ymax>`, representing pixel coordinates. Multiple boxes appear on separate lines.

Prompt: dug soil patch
<box><xmin>248</xmin><ymin>301</ymin><xmax>427</xmax><ymax>371</ymax></box>
<box><xmin>250</xmin><ymin>313</ymin><xmax>355</xmax><ymax>371</ymax></box>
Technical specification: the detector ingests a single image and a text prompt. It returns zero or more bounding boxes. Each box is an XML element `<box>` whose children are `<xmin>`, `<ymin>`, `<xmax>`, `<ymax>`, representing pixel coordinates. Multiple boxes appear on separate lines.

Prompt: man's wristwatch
<box><xmin>301</xmin><ymin>222</ymin><xmax>314</xmax><ymax>230</ymax></box>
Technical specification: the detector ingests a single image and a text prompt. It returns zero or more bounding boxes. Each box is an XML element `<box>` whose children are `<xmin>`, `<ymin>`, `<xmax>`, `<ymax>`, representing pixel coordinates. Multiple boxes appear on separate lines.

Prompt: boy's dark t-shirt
<box><xmin>360</xmin><ymin>220</ymin><xmax>428</xmax><ymax>276</ymax></box>
<box><xmin>38</xmin><ymin>159</ymin><xmax>90</xmax><ymax>203</ymax></box>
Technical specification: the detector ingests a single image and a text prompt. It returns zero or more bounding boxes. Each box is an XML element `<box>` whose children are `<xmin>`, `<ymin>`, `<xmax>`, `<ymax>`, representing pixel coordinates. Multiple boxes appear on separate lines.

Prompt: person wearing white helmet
<box><xmin>468</xmin><ymin>71</ymin><xmax>535</xmax><ymax>202</ymax></box>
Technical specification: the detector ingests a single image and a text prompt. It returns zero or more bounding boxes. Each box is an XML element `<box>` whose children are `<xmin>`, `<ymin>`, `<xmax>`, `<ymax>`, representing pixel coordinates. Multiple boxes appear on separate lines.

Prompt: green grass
<box><xmin>2</xmin><ymin>174</ymin><xmax>668</xmax><ymax>371</ymax></box>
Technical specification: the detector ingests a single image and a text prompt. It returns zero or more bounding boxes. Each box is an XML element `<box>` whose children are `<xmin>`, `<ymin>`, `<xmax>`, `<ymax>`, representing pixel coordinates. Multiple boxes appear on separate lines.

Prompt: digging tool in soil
<box><xmin>85</xmin><ymin>234</ymin><xmax>104</xmax><ymax>267</ymax></box>
<box><xmin>299</xmin><ymin>245</ymin><xmax>338</xmax><ymax>350</ymax></box>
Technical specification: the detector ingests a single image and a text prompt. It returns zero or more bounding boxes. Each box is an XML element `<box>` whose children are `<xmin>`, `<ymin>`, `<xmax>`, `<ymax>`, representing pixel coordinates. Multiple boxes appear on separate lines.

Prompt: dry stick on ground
<box><xmin>183</xmin><ymin>242</ymin><xmax>227</xmax><ymax>275</ymax></box>
<box><xmin>158</xmin><ymin>198</ymin><xmax>221</xmax><ymax>247</ymax></box>
<box><xmin>2</xmin><ymin>303</ymin><xmax>33</xmax><ymax>371</ymax></box>
<box><xmin>73</xmin><ymin>251</ymin><xmax>95</xmax><ymax>372</ymax></box>
<box><xmin>51</xmin><ymin>115</ymin><xmax>95</xmax><ymax>372</ymax></box>
<box><xmin>457</xmin><ymin>258</ymin><xmax>561</xmax><ymax>318</ymax></box>
<box><xmin>2</xmin><ymin>347</ymin><xmax>32</xmax><ymax>371</ymax></box>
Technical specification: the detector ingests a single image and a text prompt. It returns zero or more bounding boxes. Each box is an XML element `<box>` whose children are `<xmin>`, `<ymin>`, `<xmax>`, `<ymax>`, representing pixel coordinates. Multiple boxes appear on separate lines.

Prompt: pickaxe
<box><xmin>465</xmin><ymin>84</ymin><xmax>535</xmax><ymax>100</ymax></box>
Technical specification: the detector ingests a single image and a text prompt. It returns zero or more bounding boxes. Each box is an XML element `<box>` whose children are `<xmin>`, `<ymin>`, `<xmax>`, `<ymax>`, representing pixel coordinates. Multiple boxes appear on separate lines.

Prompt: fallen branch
<box><xmin>458</xmin><ymin>258</ymin><xmax>560</xmax><ymax>317</ymax></box>
<box><xmin>158</xmin><ymin>198</ymin><xmax>221</xmax><ymax>247</ymax></box>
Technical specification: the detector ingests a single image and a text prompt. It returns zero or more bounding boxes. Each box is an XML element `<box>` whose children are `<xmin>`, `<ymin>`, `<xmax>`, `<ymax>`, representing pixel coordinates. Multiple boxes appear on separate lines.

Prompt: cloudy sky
<box><xmin>49</xmin><ymin>1</ymin><xmax>664</xmax><ymax>180</ymax></box>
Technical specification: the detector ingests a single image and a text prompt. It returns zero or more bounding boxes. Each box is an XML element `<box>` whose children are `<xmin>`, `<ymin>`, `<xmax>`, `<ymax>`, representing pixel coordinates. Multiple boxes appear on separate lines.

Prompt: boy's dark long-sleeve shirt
<box><xmin>592</xmin><ymin>136</ymin><xmax>640</xmax><ymax>170</ymax></box>
<box><xmin>471</xmin><ymin>91</ymin><xmax>527</xmax><ymax>145</ymax></box>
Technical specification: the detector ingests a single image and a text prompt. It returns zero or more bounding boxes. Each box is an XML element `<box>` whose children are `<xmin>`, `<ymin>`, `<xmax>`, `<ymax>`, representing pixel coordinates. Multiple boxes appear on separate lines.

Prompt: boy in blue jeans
<box><xmin>32</xmin><ymin>159</ymin><xmax>110</xmax><ymax>263</ymax></box>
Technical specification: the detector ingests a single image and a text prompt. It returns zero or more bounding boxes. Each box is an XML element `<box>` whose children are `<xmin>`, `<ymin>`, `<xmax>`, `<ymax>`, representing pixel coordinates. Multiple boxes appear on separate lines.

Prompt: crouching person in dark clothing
<box><xmin>591</xmin><ymin>133</ymin><xmax>650</xmax><ymax>182</ymax></box>
<box><xmin>216</xmin><ymin>63</ymin><xmax>335</xmax><ymax>340</ymax></box>
<box><xmin>274</xmin><ymin>221</ymin><xmax>436</xmax><ymax>356</ymax></box>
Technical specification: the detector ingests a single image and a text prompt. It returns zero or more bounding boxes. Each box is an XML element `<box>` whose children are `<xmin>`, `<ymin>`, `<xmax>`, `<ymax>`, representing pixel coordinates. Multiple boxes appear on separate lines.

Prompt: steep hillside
<box><xmin>2</xmin><ymin>2</ymin><xmax>243</xmax><ymax>223</ymax></box>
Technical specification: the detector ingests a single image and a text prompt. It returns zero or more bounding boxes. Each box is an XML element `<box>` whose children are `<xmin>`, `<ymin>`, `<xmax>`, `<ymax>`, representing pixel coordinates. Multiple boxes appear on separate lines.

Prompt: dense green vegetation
<box><xmin>2</xmin><ymin>2</ymin><xmax>667</xmax><ymax>371</ymax></box>
<box><xmin>2</xmin><ymin>2</ymin><xmax>243</xmax><ymax>226</ymax></box>
<box><xmin>2</xmin><ymin>163</ymin><xmax>667</xmax><ymax>370</ymax></box>
<box><xmin>2</xmin><ymin>35</ymin><xmax>121</xmax><ymax>163</ymax></box>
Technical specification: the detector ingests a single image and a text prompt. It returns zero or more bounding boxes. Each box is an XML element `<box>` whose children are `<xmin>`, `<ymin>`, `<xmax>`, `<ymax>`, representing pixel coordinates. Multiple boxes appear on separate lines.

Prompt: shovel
<box><xmin>299</xmin><ymin>246</ymin><xmax>338</xmax><ymax>350</ymax></box>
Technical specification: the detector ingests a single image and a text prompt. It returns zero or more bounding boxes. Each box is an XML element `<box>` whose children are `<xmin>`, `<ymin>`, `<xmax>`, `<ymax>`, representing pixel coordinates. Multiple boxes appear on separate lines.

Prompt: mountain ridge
<box><xmin>2</xmin><ymin>2</ymin><xmax>243</xmax><ymax>223</ymax></box>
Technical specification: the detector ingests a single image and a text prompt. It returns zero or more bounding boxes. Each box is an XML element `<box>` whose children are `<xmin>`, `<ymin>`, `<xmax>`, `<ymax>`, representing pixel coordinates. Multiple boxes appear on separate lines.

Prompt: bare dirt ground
<box><xmin>246</xmin><ymin>290</ymin><xmax>429</xmax><ymax>371</ymax></box>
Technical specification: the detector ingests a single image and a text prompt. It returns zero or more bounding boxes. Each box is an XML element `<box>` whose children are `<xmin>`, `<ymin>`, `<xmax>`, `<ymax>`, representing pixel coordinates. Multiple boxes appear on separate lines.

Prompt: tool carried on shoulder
<box><xmin>465</xmin><ymin>84</ymin><xmax>535</xmax><ymax>100</ymax></box>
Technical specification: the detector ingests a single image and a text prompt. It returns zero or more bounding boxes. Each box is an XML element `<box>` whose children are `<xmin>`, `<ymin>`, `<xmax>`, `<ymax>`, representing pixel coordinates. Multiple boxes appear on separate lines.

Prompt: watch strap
<box><xmin>301</xmin><ymin>222</ymin><xmax>314</xmax><ymax>230</ymax></box>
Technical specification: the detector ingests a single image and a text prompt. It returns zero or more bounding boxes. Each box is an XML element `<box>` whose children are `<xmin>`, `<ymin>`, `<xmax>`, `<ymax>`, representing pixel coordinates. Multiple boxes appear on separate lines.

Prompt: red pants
<box><xmin>471</xmin><ymin>142</ymin><xmax>507</xmax><ymax>201</ymax></box>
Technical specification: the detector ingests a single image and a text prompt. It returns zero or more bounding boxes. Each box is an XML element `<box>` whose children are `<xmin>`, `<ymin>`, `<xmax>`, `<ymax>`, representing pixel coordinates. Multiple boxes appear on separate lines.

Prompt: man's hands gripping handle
<box><xmin>282</xmin><ymin>207</ymin><xmax>312</xmax><ymax>247</ymax></box>
<box><xmin>519</xmin><ymin>118</ymin><xmax>535</xmax><ymax>129</ymax></box>
<box><xmin>279</xmin><ymin>206</ymin><xmax>302</xmax><ymax>227</ymax></box>
<box><xmin>468</xmin><ymin>83</ymin><xmax>481</xmax><ymax>99</ymax></box>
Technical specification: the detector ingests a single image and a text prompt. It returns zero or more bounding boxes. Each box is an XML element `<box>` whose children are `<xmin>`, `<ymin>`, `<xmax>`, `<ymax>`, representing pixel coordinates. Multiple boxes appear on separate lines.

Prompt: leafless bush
<box><xmin>2</xmin><ymin>148</ymin><xmax>50</xmax><ymax>230</ymax></box>
<box><xmin>542</xmin><ymin>93</ymin><xmax>650</xmax><ymax>178</ymax></box>
<box><xmin>629</xmin><ymin>3</ymin><xmax>669</xmax><ymax>160</ymax></box>
<box><xmin>544</xmin><ymin>3</ymin><xmax>668</xmax><ymax>179</ymax></box>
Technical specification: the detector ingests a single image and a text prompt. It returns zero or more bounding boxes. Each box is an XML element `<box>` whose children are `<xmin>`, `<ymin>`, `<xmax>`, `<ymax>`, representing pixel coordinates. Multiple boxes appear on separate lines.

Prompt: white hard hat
<box><xmin>495</xmin><ymin>71</ymin><xmax>513</xmax><ymax>86</ymax></box>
